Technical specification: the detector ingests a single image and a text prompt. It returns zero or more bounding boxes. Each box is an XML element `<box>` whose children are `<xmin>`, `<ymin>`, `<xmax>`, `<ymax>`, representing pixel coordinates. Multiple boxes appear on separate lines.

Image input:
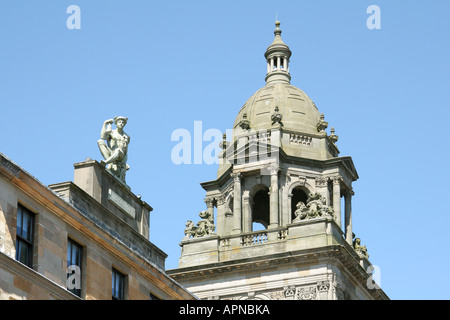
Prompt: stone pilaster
<box><xmin>331</xmin><ymin>176</ymin><xmax>342</xmax><ymax>228</ymax></box>
<box><xmin>344</xmin><ymin>189</ymin><xmax>354</xmax><ymax>245</ymax></box>
<box><xmin>232</xmin><ymin>172</ymin><xmax>242</xmax><ymax>234</ymax></box>
<box><xmin>269</xmin><ymin>165</ymin><xmax>280</xmax><ymax>229</ymax></box>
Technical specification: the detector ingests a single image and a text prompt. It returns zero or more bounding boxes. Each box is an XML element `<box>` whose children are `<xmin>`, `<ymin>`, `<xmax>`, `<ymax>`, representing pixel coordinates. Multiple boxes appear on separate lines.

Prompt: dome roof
<box><xmin>232</xmin><ymin>81</ymin><xmax>321</xmax><ymax>137</ymax></box>
<box><xmin>231</xmin><ymin>21</ymin><xmax>321</xmax><ymax>139</ymax></box>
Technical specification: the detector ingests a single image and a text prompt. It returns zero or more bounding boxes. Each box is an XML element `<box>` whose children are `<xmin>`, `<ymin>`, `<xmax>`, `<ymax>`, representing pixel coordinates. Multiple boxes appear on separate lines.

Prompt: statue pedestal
<box><xmin>179</xmin><ymin>235</ymin><xmax>220</xmax><ymax>268</ymax></box>
<box><xmin>72</xmin><ymin>159</ymin><xmax>152</xmax><ymax>239</ymax></box>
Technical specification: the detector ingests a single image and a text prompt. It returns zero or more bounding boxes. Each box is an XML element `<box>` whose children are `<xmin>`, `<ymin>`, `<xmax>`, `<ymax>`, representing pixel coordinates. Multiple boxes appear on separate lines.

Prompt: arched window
<box><xmin>252</xmin><ymin>187</ymin><xmax>270</xmax><ymax>229</ymax></box>
<box><xmin>291</xmin><ymin>187</ymin><xmax>308</xmax><ymax>221</ymax></box>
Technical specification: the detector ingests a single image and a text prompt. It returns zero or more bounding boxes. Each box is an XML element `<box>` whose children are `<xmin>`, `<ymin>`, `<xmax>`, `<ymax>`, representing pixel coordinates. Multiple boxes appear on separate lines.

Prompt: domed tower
<box><xmin>168</xmin><ymin>22</ymin><xmax>388</xmax><ymax>301</ymax></box>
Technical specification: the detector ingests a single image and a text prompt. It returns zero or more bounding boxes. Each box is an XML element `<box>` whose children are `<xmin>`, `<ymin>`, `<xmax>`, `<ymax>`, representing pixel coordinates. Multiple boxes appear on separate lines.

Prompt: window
<box><xmin>112</xmin><ymin>268</ymin><xmax>125</xmax><ymax>300</ymax></box>
<box><xmin>252</xmin><ymin>187</ymin><xmax>270</xmax><ymax>229</ymax></box>
<box><xmin>67</xmin><ymin>239</ymin><xmax>83</xmax><ymax>297</ymax></box>
<box><xmin>15</xmin><ymin>205</ymin><xmax>34</xmax><ymax>268</ymax></box>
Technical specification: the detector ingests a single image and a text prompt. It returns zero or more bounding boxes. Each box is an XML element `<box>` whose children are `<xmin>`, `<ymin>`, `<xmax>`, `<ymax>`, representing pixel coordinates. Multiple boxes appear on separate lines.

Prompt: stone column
<box><xmin>344</xmin><ymin>189</ymin><xmax>354</xmax><ymax>245</ymax></box>
<box><xmin>283</xmin><ymin>57</ymin><xmax>288</xmax><ymax>71</ymax></box>
<box><xmin>269</xmin><ymin>165</ymin><xmax>279</xmax><ymax>229</ymax></box>
<box><xmin>267</xmin><ymin>61</ymin><xmax>271</xmax><ymax>74</ymax></box>
<box><xmin>232</xmin><ymin>172</ymin><xmax>242</xmax><ymax>234</ymax></box>
<box><xmin>270</xmin><ymin>58</ymin><xmax>274</xmax><ymax>71</ymax></box>
<box><xmin>242</xmin><ymin>195</ymin><xmax>251</xmax><ymax>232</ymax></box>
<box><xmin>216</xmin><ymin>195</ymin><xmax>226</xmax><ymax>236</ymax></box>
<box><xmin>277</xmin><ymin>56</ymin><xmax>281</xmax><ymax>70</ymax></box>
<box><xmin>331</xmin><ymin>176</ymin><xmax>342</xmax><ymax>228</ymax></box>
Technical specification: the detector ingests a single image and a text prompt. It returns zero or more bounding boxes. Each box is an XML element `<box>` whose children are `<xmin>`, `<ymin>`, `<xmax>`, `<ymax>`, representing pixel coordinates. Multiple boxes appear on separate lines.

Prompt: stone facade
<box><xmin>0</xmin><ymin>153</ymin><xmax>195</xmax><ymax>300</ymax></box>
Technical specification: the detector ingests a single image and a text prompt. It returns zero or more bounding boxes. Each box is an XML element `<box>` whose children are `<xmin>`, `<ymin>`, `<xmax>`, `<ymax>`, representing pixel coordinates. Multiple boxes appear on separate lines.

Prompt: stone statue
<box><xmin>97</xmin><ymin>116</ymin><xmax>130</xmax><ymax>182</ymax></box>
<box><xmin>292</xmin><ymin>201</ymin><xmax>308</xmax><ymax>222</ymax></box>
<box><xmin>292</xmin><ymin>192</ymin><xmax>334</xmax><ymax>222</ymax></box>
<box><xmin>196</xmin><ymin>210</ymin><xmax>216</xmax><ymax>237</ymax></box>
<box><xmin>353</xmin><ymin>237</ymin><xmax>369</xmax><ymax>259</ymax></box>
<box><xmin>183</xmin><ymin>220</ymin><xmax>197</xmax><ymax>240</ymax></box>
<box><xmin>183</xmin><ymin>210</ymin><xmax>216</xmax><ymax>239</ymax></box>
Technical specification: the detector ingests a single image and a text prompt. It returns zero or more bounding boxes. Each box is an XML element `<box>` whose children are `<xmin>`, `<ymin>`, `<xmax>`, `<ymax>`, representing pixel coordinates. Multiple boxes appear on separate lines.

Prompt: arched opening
<box><xmin>291</xmin><ymin>187</ymin><xmax>308</xmax><ymax>221</ymax></box>
<box><xmin>252</xmin><ymin>187</ymin><xmax>270</xmax><ymax>229</ymax></box>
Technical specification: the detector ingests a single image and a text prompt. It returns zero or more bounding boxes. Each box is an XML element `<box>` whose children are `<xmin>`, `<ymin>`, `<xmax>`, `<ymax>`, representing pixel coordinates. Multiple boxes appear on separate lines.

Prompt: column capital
<box><xmin>231</xmin><ymin>171</ymin><xmax>241</xmax><ymax>182</ymax></box>
<box><xmin>315</xmin><ymin>176</ymin><xmax>329</xmax><ymax>187</ymax></box>
<box><xmin>331</xmin><ymin>175</ymin><xmax>342</xmax><ymax>185</ymax></box>
<box><xmin>204</xmin><ymin>197</ymin><xmax>215</xmax><ymax>208</ymax></box>
<box><xmin>267</xmin><ymin>164</ymin><xmax>280</xmax><ymax>176</ymax></box>
<box><xmin>216</xmin><ymin>195</ymin><xmax>226</xmax><ymax>206</ymax></box>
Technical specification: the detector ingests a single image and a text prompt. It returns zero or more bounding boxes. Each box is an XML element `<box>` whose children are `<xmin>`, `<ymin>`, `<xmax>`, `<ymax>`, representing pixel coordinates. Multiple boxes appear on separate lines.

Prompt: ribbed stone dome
<box><xmin>232</xmin><ymin>82</ymin><xmax>320</xmax><ymax>137</ymax></box>
<box><xmin>231</xmin><ymin>21</ymin><xmax>321</xmax><ymax>139</ymax></box>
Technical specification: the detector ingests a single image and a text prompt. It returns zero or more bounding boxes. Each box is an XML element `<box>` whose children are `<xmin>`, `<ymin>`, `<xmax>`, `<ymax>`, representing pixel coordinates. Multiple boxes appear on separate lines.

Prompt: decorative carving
<box><xmin>284</xmin><ymin>286</ymin><xmax>296</xmax><ymax>299</ymax></box>
<box><xmin>297</xmin><ymin>286</ymin><xmax>317</xmax><ymax>300</ymax></box>
<box><xmin>97</xmin><ymin>116</ymin><xmax>130</xmax><ymax>183</ymax></box>
<box><xmin>268</xmin><ymin>290</ymin><xmax>285</xmax><ymax>300</ymax></box>
<box><xmin>317</xmin><ymin>113</ymin><xmax>328</xmax><ymax>132</ymax></box>
<box><xmin>231</xmin><ymin>171</ymin><xmax>241</xmax><ymax>182</ymax></box>
<box><xmin>353</xmin><ymin>237</ymin><xmax>369</xmax><ymax>259</ymax></box>
<box><xmin>329</xmin><ymin>127</ymin><xmax>339</xmax><ymax>144</ymax></box>
<box><xmin>204</xmin><ymin>197</ymin><xmax>215</xmax><ymax>208</ymax></box>
<box><xmin>331</xmin><ymin>175</ymin><xmax>342</xmax><ymax>185</ymax></box>
<box><xmin>219</xmin><ymin>133</ymin><xmax>229</xmax><ymax>150</ymax></box>
<box><xmin>271</xmin><ymin>106</ymin><xmax>283</xmax><ymax>126</ymax></box>
<box><xmin>286</xmin><ymin>172</ymin><xmax>306</xmax><ymax>186</ymax></box>
<box><xmin>183</xmin><ymin>210</ymin><xmax>216</xmax><ymax>239</ymax></box>
<box><xmin>317</xmin><ymin>281</ymin><xmax>330</xmax><ymax>293</ymax></box>
<box><xmin>239</xmin><ymin>113</ymin><xmax>250</xmax><ymax>130</ymax></box>
<box><xmin>315</xmin><ymin>176</ymin><xmax>328</xmax><ymax>187</ymax></box>
<box><xmin>292</xmin><ymin>193</ymin><xmax>335</xmax><ymax>222</ymax></box>
<box><xmin>289</xmin><ymin>134</ymin><xmax>312</xmax><ymax>146</ymax></box>
<box><xmin>183</xmin><ymin>220</ymin><xmax>196</xmax><ymax>240</ymax></box>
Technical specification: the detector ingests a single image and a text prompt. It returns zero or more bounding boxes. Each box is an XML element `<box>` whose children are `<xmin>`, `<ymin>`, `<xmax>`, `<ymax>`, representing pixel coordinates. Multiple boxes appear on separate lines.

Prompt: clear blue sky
<box><xmin>1</xmin><ymin>1</ymin><xmax>449</xmax><ymax>300</ymax></box>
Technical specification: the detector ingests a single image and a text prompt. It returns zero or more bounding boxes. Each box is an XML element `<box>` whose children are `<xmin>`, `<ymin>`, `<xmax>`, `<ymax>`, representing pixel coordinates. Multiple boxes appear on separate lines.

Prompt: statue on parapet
<box><xmin>183</xmin><ymin>210</ymin><xmax>216</xmax><ymax>239</ymax></box>
<box><xmin>353</xmin><ymin>237</ymin><xmax>369</xmax><ymax>259</ymax></box>
<box><xmin>97</xmin><ymin>116</ymin><xmax>130</xmax><ymax>183</ymax></box>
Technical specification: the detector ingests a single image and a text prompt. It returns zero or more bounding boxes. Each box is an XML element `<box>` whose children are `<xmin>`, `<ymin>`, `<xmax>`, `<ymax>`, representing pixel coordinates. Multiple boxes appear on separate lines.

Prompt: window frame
<box><xmin>67</xmin><ymin>238</ymin><xmax>83</xmax><ymax>297</ymax></box>
<box><xmin>15</xmin><ymin>205</ymin><xmax>35</xmax><ymax>268</ymax></box>
<box><xmin>112</xmin><ymin>268</ymin><xmax>125</xmax><ymax>300</ymax></box>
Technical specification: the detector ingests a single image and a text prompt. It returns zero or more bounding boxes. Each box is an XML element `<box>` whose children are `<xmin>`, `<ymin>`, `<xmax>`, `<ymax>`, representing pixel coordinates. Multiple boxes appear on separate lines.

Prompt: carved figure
<box><xmin>195</xmin><ymin>210</ymin><xmax>215</xmax><ymax>237</ymax></box>
<box><xmin>292</xmin><ymin>201</ymin><xmax>308</xmax><ymax>222</ymax></box>
<box><xmin>353</xmin><ymin>238</ymin><xmax>369</xmax><ymax>259</ymax></box>
<box><xmin>271</xmin><ymin>106</ymin><xmax>283</xmax><ymax>126</ymax></box>
<box><xmin>183</xmin><ymin>210</ymin><xmax>216</xmax><ymax>239</ymax></box>
<box><xmin>292</xmin><ymin>192</ymin><xmax>334</xmax><ymax>222</ymax></box>
<box><xmin>183</xmin><ymin>220</ymin><xmax>197</xmax><ymax>240</ymax></box>
<box><xmin>97</xmin><ymin>116</ymin><xmax>130</xmax><ymax>182</ymax></box>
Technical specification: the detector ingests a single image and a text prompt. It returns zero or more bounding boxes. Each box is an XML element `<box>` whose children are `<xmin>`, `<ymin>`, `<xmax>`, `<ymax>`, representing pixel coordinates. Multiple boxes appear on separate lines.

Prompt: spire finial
<box><xmin>274</xmin><ymin>20</ymin><xmax>282</xmax><ymax>36</ymax></box>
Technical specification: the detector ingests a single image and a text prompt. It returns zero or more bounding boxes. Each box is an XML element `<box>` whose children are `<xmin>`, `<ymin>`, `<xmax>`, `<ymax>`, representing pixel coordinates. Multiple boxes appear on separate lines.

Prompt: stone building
<box><xmin>167</xmin><ymin>22</ymin><xmax>389</xmax><ymax>300</ymax></box>
<box><xmin>0</xmin><ymin>153</ymin><xmax>195</xmax><ymax>300</ymax></box>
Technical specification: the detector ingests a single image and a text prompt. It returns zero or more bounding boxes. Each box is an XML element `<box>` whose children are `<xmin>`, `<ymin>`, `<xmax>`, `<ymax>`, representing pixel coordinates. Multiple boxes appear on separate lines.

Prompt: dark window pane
<box><xmin>15</xmin><ymin>205</ymin><xmax>34</xmax><ymax>268</ymax></box>
<box><xmin>112</xmin><ymin>269</ymin><xmax>125</xmax><ymax>300</ymax></box>
<box><xmin>67</xmin><ymin>239</ymin><xmax>82</xmax><ymax>297</ymax></box>
<box><xmin>16</xmin><ymin>239</ymin><xmax>32</xmax><ymax>267</ymax></box>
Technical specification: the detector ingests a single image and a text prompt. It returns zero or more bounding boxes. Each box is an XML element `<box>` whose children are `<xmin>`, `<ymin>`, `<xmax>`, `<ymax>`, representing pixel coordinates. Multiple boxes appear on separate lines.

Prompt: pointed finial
<box><xmin>274</xmin><ymin>20</ymin><xmax>282</xmax><ymax>36</ymax></box>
